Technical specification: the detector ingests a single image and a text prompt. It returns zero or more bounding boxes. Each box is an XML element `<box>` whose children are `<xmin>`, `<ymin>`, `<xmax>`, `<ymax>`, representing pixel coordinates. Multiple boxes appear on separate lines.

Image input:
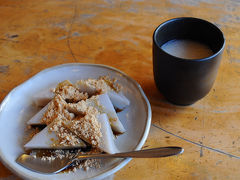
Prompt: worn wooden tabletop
<box><xmin>0</xmin><ymin>0</ymin><xmax>240</xmax><ymax>179</ymax></box>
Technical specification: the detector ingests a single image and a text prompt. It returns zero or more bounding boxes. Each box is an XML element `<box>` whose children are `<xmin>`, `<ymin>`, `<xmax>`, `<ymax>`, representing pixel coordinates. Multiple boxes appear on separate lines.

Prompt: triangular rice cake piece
<box><xmin>98</xmin><ymin>114</ymin><xmax>119</xmax><ymax>154</ymax></box>
<box><xmin>27</xmin><ymin>103</ymin><xmax>49</xmax><ymax>125</ymax></box>
<box><xmin>62</xmin><ymin>113</ymin><xmax>119</xmax><ymax>154</ymax></box>
<box><xmin>24</xmin><ymin>124</ymin><xmax>86</xmax><ymax>149</ymax></box>
<box><xmin>107</xmin><ymin>91</ymin><xmax>130</xmax><ymax>109</ymax></box>
<box><xmin>33</xmin><ymin>89</ymin><xmax>54</xmax><ymax>107</ymax></box>
<box><xmin>88</xmin><ymin>93</ymin><xmax>126</xmax><ymax>134</ymax></box>
<box><xmin>75</xmin><ymin>79</ymin><xmax>130</xmax><ymax>109</ymax></box>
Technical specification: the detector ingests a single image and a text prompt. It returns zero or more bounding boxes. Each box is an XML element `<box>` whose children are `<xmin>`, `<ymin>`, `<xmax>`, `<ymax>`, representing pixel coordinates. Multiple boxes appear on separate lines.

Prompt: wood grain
<box><xmin>0</xmin><ymin>0</ymin><xmax>240</xmax><ymax>179</ymax></box>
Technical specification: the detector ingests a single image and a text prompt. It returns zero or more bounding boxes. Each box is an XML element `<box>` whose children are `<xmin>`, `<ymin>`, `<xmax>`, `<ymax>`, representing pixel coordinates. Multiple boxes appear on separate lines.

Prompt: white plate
<box><xmin>0</xmin><ymin>63</ymin><xmax>151</xmax><ymax>180</ymax></box>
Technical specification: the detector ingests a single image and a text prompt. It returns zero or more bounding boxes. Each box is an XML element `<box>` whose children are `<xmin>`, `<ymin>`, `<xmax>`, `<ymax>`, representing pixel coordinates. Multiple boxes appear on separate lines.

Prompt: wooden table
<box><xmin>0</xmin><ymin>0</ymin><xmax>240</xmax><ymax>179</ymax></box>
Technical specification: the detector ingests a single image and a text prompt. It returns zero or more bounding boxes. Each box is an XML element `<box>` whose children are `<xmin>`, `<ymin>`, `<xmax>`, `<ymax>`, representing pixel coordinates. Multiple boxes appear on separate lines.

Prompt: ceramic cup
<box><xmin>153</xmin><ymin>17</ymin><xmax>225</xmax><ymax>105</ymax></box>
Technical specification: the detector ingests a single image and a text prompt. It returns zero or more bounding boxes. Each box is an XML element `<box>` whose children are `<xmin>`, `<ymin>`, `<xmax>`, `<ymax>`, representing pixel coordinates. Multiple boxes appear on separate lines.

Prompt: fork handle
<box><xmin>76</xmin><ymin>146</ymin><xmax>183</xmax><ymax>160</ymax></box>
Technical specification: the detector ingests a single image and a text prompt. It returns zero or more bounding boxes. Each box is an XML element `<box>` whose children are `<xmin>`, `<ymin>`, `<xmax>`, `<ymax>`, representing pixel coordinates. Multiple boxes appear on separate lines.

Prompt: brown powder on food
<box><xmin>55</xmin><ymin>84</ymin><xmax>88</xmax><ymax>103</ymax></box>
<box><xmin>41</xmin><ymin>95</ymin><xmax>75</xmax><ymax>125</ymax></box>
<box><xmin>49</xmin><ymin>121</ymin><xmax>83</xmax><ymax>147</ymax></box>
<box><xmin>41</xmin><ymin>81</ymin><xmax>103</xmax><ymax>148</ymax></box>
<box><xmin>28</xmin><ymin>76</ymin><xmax>121</xmax><ymax>172</ymax></box>
<box><xmin>75</xmin><ymin>76</ymin><xmax>121</xmax><ymax>95</ymax></box>
<box><xmin>65</xmin><ymin>106</ymin><xmax>102</xmax><ymax>147</ymax></box>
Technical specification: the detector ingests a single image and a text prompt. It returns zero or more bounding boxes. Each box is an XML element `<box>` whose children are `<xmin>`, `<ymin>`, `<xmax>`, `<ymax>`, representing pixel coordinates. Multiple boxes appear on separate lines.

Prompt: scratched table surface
<box><xmin>0</xmin><ymin>0</ymin><xmax>240</xmax><ymax>179</ymax></box>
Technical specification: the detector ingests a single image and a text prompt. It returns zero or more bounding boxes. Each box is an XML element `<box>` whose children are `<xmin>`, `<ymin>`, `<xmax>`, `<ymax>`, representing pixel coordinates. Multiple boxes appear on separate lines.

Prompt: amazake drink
<box><xmin>161</xmin><ymin>39</ymin><xmax>213</xmax><ymax>59</ymax></box>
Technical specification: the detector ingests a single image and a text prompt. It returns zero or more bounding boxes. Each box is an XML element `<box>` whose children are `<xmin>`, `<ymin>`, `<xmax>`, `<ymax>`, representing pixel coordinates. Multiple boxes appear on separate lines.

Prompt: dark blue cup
<box><xmin>153</xmin><ymin>17</ymin><xmax>225</xmax><ymax>105</ymax></box>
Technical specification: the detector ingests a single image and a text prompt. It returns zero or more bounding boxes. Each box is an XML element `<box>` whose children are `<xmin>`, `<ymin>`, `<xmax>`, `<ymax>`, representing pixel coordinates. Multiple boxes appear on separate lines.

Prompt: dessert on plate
<box><xmin>24</xmin><ymin>76</ymin><xmax>130</xmax><ymax>172</ymax></box>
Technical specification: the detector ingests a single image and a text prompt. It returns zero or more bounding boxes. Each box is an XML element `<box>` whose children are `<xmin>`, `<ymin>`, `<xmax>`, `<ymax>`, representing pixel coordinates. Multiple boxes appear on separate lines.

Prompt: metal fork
<box><xmin>16</xmin><ymin>146</ymin><xmax>183</xmax><ymax>174</ymax></box>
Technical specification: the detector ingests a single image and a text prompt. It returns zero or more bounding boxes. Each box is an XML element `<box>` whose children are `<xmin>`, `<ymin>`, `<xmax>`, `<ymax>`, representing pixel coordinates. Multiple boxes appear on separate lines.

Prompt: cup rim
<box><xmin>153</xmin><ymin>17</ymin><xmax>225</xmax><ymax>62</ymax></box>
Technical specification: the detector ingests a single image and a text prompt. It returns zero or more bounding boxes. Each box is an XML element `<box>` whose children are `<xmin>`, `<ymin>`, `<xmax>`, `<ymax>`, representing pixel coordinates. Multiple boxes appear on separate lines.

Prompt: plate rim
<box><xmin>0</xmin><ymin>63</ymin><xmax>152</xmax><ymax>180</ymax></box>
